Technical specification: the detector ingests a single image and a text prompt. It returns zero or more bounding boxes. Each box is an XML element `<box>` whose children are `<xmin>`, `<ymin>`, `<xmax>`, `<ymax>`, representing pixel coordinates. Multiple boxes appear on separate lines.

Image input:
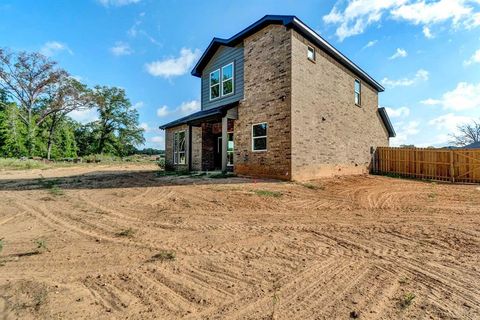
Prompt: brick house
<box><xmin>160</xmin><ymin>15</ymin><xmax>395</xmax><ymax>180</ymax></box>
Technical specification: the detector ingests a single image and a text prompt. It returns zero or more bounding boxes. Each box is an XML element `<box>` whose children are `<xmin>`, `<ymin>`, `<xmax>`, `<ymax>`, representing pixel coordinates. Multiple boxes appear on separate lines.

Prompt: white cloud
<box><xmin>149</xmin><ymin>135</ymin><xmax>165</xmax><ymax>147</ymax></box>
<box><xmin>156</xmin><ymin>105</ymin><xmax>169</xmax><ymax>117</ymax></box>
<box><xmin>110</xmin><ymin>42</ymin><xmax>133</xmax><ymax>56</ymax></box>
<box><xmin>97</xmin><ymin>0</ymin><xmax>140</xmax><ymax>7</ymax></box>
<box><xmin>40</xmin><ymin>41</ymin><xmax>73</xmax><ymax>57</ymax></box>
<box><xmin>389</xmin><ymin>48</ymin><xmax>408</xmax><ymax>60</ymax></box>
<box><xmin>156</xmin><ymin>100</ymin><xmax>200</xmax><ymax>118</ymax></box>
<box><xmin>464</xmin><ymin>49</ymin><xmax>480</xmax><ymax>66</ymax></box>
<box><xmin>139</xmin><ymin>122</ymin><xmax>154</xmax><ymax>132</ymax></box>
<box><xmin>421</xmin><ymin>82</ymin><xmax>480</xmax><ymax>111</ymax></box>
<box><xmin>422</xmin><ymin>26</ymin><xmax>433</xmax><ymax>38</ymax></box>
<box><xmin>323</xmin><ymin>0</ymin><xmax>480</xmax><ymax>40</ymax></box>
<box><xmin>385</xmin><ymin>106</ymin><xmax>410</xmax><ymax>118</ymax></box>
<box><xmin>145</xmin><ymin>48</ymin><xmax>200</xmax><ymax>78</ymax></box>
<box><xmin>178</xmin><ymin>100</ymin><xmax>200</xmax><ymax>115</ymax></box>
<box><xmin>69</xmin><ymin>108</ymin><xmax>98</xmax><ymax>124</ymax></box>
<box><xmin>391</xmin><ymin>120</ymin><xmax>421</xmax><ymax>146</ymax></box>
<box><xmin>362</xmin><ymin>40</ymin><xmax>378</xmax><ymax>49</ymax></box>
<box><xmin>390</xmin><ymin>0</ymin><xmax>473</xmax><ymax>25</ymax></box>
<box><xmin>428</xmin><ymin>113</ymin><xmax>474</xmax><ymax>133</ymax></box>
<box><xmin>133</xmin><ymin>101</ymin><xmax>144</xmax><ymax>109</ymax></box>
<box><xmin>382</xmin><ymin>69</ymin><xmax>429</xmax><ymax>88</ymax></box>
<box><xmin>420</xmin><ymin>98</ymin><xmax>441</xmax><ymax>105</ymax></box>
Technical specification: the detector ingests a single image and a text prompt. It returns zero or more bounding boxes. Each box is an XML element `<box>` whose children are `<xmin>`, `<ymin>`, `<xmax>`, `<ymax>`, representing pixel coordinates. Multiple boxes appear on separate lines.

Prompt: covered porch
<box><xmin>160</xmin><ymin>103</ymin><xmax>238</xmax><ymax>173</ymax></box>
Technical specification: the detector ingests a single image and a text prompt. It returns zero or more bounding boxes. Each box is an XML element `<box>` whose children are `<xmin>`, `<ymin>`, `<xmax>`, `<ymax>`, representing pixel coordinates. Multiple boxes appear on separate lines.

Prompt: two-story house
<box><xmin>160</xmin><ymin>15</ymin><xmax>395</xmax><ymax>180</ymax></box>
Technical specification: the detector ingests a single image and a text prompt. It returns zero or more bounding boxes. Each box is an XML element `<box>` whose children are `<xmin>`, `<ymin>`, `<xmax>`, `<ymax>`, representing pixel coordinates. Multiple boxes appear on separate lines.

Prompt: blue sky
<box><xmin>1</xmin><ymin>0</ymin><xmax>479</xmax><ymax>148</ymax></box>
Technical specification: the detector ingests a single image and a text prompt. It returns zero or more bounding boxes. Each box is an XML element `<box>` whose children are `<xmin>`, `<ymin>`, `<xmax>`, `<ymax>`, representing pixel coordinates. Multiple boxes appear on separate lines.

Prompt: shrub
<box><xmin>150</xmin><ymin>250</ymin><xmax>176</xmax><ymax>262</ymax></box>
<box><xmin>34</xmin><ymin>239</ymin><xmax>48</xmax><ymax>253</ymax></box>
<box><xmin>116</xmin><ymin>228</ymin><xmax>135</xmax><ymax>238</ymax></box>
<box><xmin>253</xmin><ymin>190</ymin><xmax>282</xmax><ymax>197</ymax></box>
<box><xmin>400</xmin><ymin>292</ymin><xmax>415</xmax><ymax>308</ymax></box>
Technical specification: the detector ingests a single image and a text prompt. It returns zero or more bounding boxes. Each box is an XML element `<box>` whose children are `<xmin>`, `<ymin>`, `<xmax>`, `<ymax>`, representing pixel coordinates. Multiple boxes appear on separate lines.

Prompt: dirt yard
<box><xmin>0</xmin><ymin>164</ymin><xmax>479</xmax><ymax>319</ymax></box>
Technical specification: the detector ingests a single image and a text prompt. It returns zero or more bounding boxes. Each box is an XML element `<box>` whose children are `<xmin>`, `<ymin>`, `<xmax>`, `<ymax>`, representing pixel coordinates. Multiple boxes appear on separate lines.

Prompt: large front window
<box><xmin>252</xmin><ymin>123</ymin><xmax>267</xmax><ymax>151</ymax></box>
<box><xmin>222</xmin><ymin>63</ymin><xmax>234</xmax><ymax>96</ymax></box>
<box><xmin>210</xmin><ymin>69</ymin><xmax>220</xmax><ymax>100</ymax></box>
<box><xmin>173</xmin><ymin>131</ymin><xmax>186</xmax><ymax>164</ymax></box>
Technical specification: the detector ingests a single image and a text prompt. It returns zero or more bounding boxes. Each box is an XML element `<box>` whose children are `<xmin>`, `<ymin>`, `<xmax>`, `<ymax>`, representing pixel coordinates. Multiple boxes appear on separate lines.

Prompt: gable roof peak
<box><xmin>191</xmin><ymin>15</ymin><xmax>384</xmax><ymax>92</ymax></box>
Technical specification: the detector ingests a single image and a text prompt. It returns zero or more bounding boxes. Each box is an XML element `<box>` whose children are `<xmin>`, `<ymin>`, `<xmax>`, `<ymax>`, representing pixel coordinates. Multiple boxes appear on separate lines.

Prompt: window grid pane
<box><xmin>253</xmin><ymin>123</ymin><xmax>267</xmax><ymax>137</ymax></box>
<box><xmin>210</xmin><ymin>70</ymin><xmax>220</xmax><ymax>99</ymax></box>
<box><xmin>253</xmin><ymin>137</ymin><xmax>267</xmax><ymax>151</ymax></box>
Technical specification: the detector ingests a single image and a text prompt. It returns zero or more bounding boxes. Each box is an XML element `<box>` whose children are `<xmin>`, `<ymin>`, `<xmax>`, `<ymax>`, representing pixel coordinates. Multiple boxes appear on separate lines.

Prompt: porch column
<box><xmin>187</xmin><ymin>124</ymin><xmax>192</xmax><ymax>172</ymax></box>
<box><xmin>221</xmin><ymin>115</ymin><xmax>228</xmax><ymax>173</ymax></box>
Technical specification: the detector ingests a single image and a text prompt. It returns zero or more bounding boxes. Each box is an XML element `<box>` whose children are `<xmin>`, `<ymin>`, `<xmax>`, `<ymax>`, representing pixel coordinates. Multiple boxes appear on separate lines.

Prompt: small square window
<box><xmin>354</xmin><ymin>79</ymin><xmax>361</xmax><ymax>106</ymax></box>
<box><xmin>307</xmin><ymin>46</ymin><xmax>316</xmax><ymax>61</ymax></box>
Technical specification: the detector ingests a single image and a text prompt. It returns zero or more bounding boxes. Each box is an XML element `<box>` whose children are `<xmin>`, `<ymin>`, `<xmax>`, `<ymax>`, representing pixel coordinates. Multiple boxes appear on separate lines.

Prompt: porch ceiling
<box><xmin>159</xmin><ymin>102</ymin><xmax>238</xmax><ymax>130</ymax></box>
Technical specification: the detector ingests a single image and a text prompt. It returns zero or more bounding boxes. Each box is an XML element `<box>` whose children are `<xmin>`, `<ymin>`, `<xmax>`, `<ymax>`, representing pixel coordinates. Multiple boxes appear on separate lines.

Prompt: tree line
<box><xmin>0</xmin><ymin>48</ymin><xmax>145</xmax><ymax>160</ymax></box>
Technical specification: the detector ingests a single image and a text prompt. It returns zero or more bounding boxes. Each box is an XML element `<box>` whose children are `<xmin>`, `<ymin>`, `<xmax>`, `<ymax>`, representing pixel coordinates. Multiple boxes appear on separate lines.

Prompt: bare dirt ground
<box><xmin>0</xmin><ymin>164</ymin><xmax>479</xmax><ymax>319</ymax></box>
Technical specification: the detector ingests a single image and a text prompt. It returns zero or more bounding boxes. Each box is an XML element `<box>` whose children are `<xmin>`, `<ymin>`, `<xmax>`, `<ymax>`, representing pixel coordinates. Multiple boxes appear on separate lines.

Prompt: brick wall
<box><xmin>234</xmin><ymin>24</ymin><xmax>292</xmax><ymax>180</ymax></box>
<box><xmin>290</xmin><ymin>30</ymin><xmax>389</xmax><ymax>180</ymax></box>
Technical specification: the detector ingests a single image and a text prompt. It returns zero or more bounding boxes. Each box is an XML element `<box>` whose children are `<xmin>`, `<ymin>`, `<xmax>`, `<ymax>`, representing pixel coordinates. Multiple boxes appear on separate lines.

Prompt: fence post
<box><xmin>450</xmin><ymin>150</ymin><xmax>455</xmax><ymax>183</ymax></box>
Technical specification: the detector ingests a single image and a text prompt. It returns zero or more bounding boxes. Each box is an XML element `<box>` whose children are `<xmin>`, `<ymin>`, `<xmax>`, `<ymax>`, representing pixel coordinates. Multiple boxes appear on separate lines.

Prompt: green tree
<box><xmin>41</xmin><ymin>77</ymin><xmax>93</xmax><ymax>159</ymax></box>
<box><xmin>0</xmin><ymin>102</ymin><xmax>28</xmax><ymax>157</ymax></box>
<box><xmin>92</xmin><ymin>86</ymin><xmax>144</xmax><ymax>155</ymax></box>
<box><xmin>0</xmin><ymin>49</ymin><xmax>67</xmax><ymax>156</ymax></box>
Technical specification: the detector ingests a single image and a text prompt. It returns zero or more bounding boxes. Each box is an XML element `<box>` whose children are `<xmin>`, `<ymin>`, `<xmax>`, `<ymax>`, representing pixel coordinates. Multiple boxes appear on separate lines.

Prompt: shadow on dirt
<box><xmin>0</xmin><ymin>170</ymin><xmax>279</xmax><ymax>191</ymax></box>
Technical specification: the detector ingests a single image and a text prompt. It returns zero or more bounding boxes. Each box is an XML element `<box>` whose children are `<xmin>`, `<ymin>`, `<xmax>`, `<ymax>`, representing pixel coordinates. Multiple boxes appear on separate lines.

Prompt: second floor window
<box><xmin>222</xmin><ymin>63</ymin><xmax>234</xmax><ymax>96</ymax></box>
<box><xmin>210</xmin><ymin>62</ymin><xmax>235</xmax><ymax>100</ymax></box>
<box><xmin>354</xmin><ymin>79</ymin><xmax>361</xmax><ymax>105</ymax></box>
<box><xmin>210</xmin><ymin>70</ymin><xmax>220</xmax><ymax>100</ymax></box>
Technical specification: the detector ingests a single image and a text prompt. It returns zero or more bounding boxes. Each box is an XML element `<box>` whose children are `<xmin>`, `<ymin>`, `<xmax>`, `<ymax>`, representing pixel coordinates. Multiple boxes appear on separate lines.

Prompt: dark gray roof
<box><xmin>378</xmin><ymin>107</ymin><xmax>396</xmax><ymax>138</ymax></box>
<box><xmin>191</xmin><ymin>15</ymin><xmax>384</xmax><ymax>92</ymax></box>
<box><xmin>462</xmin><ymin>141</ymin><xmax>480</xmax><ymax>149</ymax></box>
<box><xmin>159</xmin><ymin>102</ymin><xmax>237</xmax><ymax>130</ymax></box>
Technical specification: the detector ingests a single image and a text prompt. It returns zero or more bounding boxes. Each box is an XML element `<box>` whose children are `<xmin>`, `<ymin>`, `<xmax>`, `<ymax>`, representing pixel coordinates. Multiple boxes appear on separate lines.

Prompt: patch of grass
<box><xmin>297</xmin><ymin>182</ymin><xmax>325</xmax><ymax>190</ymax></box>
<box><xmin>428</xmin><ymin>192</ymin><xmax>437</xmax><ymax>200</ymax></box>
<box><xmin>49</xmin><ymin>185</ymin><xmax>64</xmax><ymax>196</ymax></box>
<box><xmin>208</xmin><ymin>172</ymin><xmax>237</xmax><ymax>179</ymax></box>
<box><xmin>156</xmin><ymin>170</ymin><xmax>190</xmax><ymax>177</ymax></box>
<box><xmin>253</xmin><ymin>190</ymin><xmax>283</xmax><ymax>198</ymax></box>
<box><xmin>400</xmin><ymin>292</ymin><xmax>415</xmax><ymax>308</ymax></box>
<box><xmin>33</xmin><ymin>288</ymin><xmax>48</xmax><ymax>311</ymax></box>
<box><xmin>150</xmin><ymin>250</ymin><xmax>176</xmax><ymax>262</ymax></box>
<box><xmin>116</xmin><ymin>228</ymin><xmax>135</xmax><ymax>238</ymax></box>
<box><xmin>34</xmin><ymin>239</ymin><xmax>49</xmax><ymax>253</ymax></box>
<box><xmin>398</xmin><ymin>276</ymin><xmax>408</xmax><ymax>285</ymax></box>
<box><xmin>0</xmin><ymin>238</ymin><xmax>4</xmax><ymax>254</ymax></box>
<box><xmin>0</xmin><ymin>158</ymin><xmax>47</xmax><ymax>170</ymax></box>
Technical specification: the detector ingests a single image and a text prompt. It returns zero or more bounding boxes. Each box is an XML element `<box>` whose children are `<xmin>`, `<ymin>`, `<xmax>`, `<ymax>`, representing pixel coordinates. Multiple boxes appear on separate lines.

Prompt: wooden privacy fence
<box><xmin>372</xmin><ymin>147</ymin><xmax>480</xmax><ymax>183</ymax></box>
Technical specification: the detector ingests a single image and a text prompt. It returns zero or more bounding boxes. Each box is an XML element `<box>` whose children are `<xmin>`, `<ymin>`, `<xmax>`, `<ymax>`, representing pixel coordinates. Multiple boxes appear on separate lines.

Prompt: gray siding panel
<box><xmin>201</xmin><ymin>44</ymin><xmax>244</xmax><ymax>110</ymax></box>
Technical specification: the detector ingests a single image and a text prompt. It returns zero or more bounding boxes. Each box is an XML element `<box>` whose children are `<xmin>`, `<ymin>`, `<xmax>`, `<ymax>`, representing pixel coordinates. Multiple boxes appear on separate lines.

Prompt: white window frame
<box><xmin>221</xmin><ymin>62</ymin><xmax>234</xmax><ymax>97</ymax></box>
<box><xmin>354</xmin><ymin>79</ymin><xmax>361</xmax><ymax>106</ymax></box>
<box><xmin>173</xmin><ymin>130</ymin><xmax>186</xmax><ymax>165</ymax></box>
<box><xmin>209</xmin><ymin>69</ymin><xmax>220</xmax><ymax>101</ymax></box>
<box><xmin>251</xmin><ymin>122</ymin><xmax>267</xmax><ymax>152</ymax></box>
<box><xmin>307</xmin><ymin>45</ymin><xmax>316</xmax><ymax>62</ymax></box>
